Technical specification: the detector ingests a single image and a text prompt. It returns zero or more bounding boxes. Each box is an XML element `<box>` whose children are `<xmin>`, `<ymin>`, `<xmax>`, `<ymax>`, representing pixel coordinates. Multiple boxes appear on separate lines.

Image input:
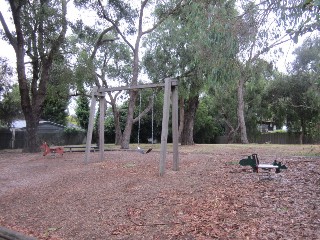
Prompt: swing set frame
<box><xmin>84</xmin><ymin>78</ymin><xmax>179</xmax><ymax>176</ymax></box>
<box><xmin>137</xmin><ymin>89</ymin><xmax>155</xmax><ymax>145</ymax></box>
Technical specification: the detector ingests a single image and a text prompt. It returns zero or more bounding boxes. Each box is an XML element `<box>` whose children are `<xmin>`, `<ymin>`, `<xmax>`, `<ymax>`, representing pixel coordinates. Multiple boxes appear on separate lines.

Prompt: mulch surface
<box><xmin>0</xmin><ymin>144</ymin><xmax>319</xmax><ymax>239</ymax></box>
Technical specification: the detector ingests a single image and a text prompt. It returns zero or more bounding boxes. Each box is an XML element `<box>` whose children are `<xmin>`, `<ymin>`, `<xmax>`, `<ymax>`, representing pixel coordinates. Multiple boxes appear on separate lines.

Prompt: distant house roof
<box><xmin>67</xmin><ymin>122</ymin><xmax>83</xmax><ymax>129</ymax></box>
<box><xmin>11</xmin><ymin>120</ymin><xmax>26</xmax><ymax>128</ymax></box>
<box><xmin>11</xmin><ymin>120</ymin><xmax>65</xmax><ymax>130</ymax></box>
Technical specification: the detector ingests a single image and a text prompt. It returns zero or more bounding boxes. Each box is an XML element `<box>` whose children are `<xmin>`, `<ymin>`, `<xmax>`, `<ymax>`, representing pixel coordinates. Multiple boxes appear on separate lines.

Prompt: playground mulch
<box><xmin>0</xmin><ymin>144</ymin><xmax>319</xmax><ymax>240</ymax></box>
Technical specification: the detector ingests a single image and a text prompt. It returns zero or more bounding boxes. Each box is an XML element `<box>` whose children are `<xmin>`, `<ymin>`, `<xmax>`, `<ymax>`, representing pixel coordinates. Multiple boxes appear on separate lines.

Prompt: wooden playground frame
<box><xmin>84</xmin><ymin>78</ymin><xmax>179</xmax><ymax>176</ymax></box>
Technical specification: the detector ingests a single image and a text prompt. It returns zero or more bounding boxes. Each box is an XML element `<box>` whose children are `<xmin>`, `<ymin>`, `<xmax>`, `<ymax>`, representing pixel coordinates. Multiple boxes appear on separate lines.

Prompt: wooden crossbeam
<box><xmin>96</xmin><ymin>80</ymin><xmax>178</xmax><ymax>93</ymax></box>
<box><xmin>85</xmin><ymin>78</ymin><xmax>179</xmax><ymax>176</ymax></box>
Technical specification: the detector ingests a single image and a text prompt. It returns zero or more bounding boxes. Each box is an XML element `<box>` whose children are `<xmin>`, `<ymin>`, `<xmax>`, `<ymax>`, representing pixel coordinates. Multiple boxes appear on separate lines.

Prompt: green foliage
<box><xmin>104</xmin><ymin>104</ymin><xmax>128</xmax><ymax>143</ymax></box>
<box><xmin>20</xmin><ymin>0</ymin><xmax>67</xmax><ymax>57</ymax></box>
<box><xmin>266</xmin><ymin>37</ymin><xmax>320</xmax><ymax>141</ymax></box>
<box><xmin>207</xmin><ymin>80</ymin><xmax>238</xmax><ymax>136</ymax></box>
<box><xmin>143</xmin><ymin>1</ymin><xmax>240</xmax><ymax>144</ymax></box>
<box><xmin>130</xmin><ymin>90</ymin><xmax>163</xmax><ymax>143</ymax></box>
<box><xmin>143</xmin><ymin>0</ymin><xmax>239</xmax><ymax>84</ymax></box>
<box><xmin>0</xmin><ymin>57</ymin><xmax>13</xmax><ymax>94</ymax></box>
<box><xmin>245</xmin><ymin>60</ymin><xmax>274</xmax><ymax>135</ymax></box>
<box><xmin>63</xmin><ymin>127</ymin><xmax>86</xmax><ymax>145</ymax></box>
<box><xmin>0</xmin><ymin>84</ymin><xmax>23</xmax><ymax>127</ymax></box>
<box><xmin>41</xmin><ymin>95</ymin><xmax>69</xmax><ymax>126</ymax></box>
<box><xmin>64</xmin><ymin>127</ymin><xmax>85</xmax><ymax>135</ymax></box>
<box><xmin>73</xmin><ymin>0</ymin><xmax>137</xmax><ymax>27</ymax></box>
<box><xmin>194</xmin><ymin>99</ymin><xmax>222</xmax><ymax>143</ymax></box>
<box><xmin>41</xmin><ymin>55</ymin><xmax>71</xmax><ymax>125</ymax></box>
<box><xmin>75</xmin><ymin>94</ymin><xmax>90</xmax><ymax>130</ymax></box>
<box><xmin>73</xmin><ymin>51</ymin><xmax>97</xmax><ymax>86</ymax></box>
<box><xmin>0</xmin><ymin>57</ymin><xmax>20</xmax><ymax>127</ymax></box>
<box><xmin>291</xmin><ymin>36</ymin><xmax>320</xmax><ymax>74</ymax></box>
<box><xmin>100</xmin><ymin>41</ymin><xmax>133</xmax><ymax>85</ymax></box>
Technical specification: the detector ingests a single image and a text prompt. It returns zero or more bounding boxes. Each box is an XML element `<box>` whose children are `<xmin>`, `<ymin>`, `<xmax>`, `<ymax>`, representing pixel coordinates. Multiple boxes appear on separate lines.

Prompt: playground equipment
<box><xmin>137</xmin><ymin>90</ymin><xmax>155</xmax><ymax>145</ymax></box>
<box><xmin>0</xmin><ymin>226</ymin><xmax>36</xmax><ymax>240</ymax></box>
<box><xmin>84</xmin><ymin>78</ymin><xmax>179</xmax><ymax>176</ymax></box>
<box><xmin>239</xmin><ymin>153</ymin><xmax>287</xmax><ymax>178</ymax></box>
<box><xmin>135</xmin><ymin>90</ymin><xmax>154</xmax><ymax>154</ymax></box>
<box><xmin>40</xmin><ymin>142</ymin><xmax>64</xmax><ymax>157</ymax></box>
<box><xmin>137</xmin><ymin>146</ymin><xmax>153</xmax><ymax>154</ymax></box>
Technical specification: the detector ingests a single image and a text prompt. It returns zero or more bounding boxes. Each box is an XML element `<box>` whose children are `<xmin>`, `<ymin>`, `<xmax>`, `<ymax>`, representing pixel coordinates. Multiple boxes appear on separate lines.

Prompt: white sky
<box><xmin>0</xmin><ymin>0</ymin><xmax>302</xmax><ymax>117</ymax></box>
<box><xmin>0</xmin><ymin>0</ymin><xmax>307</xmax><ymax>117</ymax></box>
<box><xmin>0</xmin><ymin>1</ymin><xmax>300</xmax><ymax>74</ymax></box>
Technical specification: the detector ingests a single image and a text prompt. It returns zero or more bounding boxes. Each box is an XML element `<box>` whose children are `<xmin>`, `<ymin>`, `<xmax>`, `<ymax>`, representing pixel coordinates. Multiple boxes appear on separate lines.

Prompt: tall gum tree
<box><xmin>70</xmin><ymin>19</ymin><xmax>130</xmax><ymax>144</ymax></box>
<box><xmin>75</xmin><ymin>0</ymin><xmax>187</xmax><ymax>149</ymax></box>
<box><xmin>0</xmin><ymin>0</ymin><xmax>67</xmax><ymax>152</ymax></box>
<box><xmin>99</xmin><ymin>0</ymin><xmax>187</xmax><ymax>149</ymax></box>
<box><xmin>235</xmin><ymin>0</ymin><xmax>320</xmax><ymax>143</ymax></box>
<box><xmin>143</xmin><ymin>0</ymin><xmax>239</xmax><ymax>145</ymax></box>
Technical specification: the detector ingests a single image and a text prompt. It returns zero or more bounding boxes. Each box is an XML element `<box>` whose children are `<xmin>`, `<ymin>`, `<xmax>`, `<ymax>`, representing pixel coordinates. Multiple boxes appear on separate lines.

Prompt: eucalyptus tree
<box><xmin>0</xmin><ymin>57</ymin><xmax>13</xmax><ymax>94</ymax></box>
<box><xmin>0</xmin><ymin>84</ymin><xmax>23</xmax><ymax>127</ymax></box>
<box><xmin>267</xmin><ymin>36</ymin><xmax>320</xmax><ymax>143</ymax></box>
<box><xmin>41</xmin><ymin>54</ymin><xmax>73</xmax><ymax>126</ymax></box>
<box><xmin>75</xmin><ymin>92</ymin><xmax>90</xmax><ymax>131</ymax></box>
<box><xmin>206</xmin><ymin>78</ymin><xmax>239</xmax><ymax>143</ymax></box>
<box><xmin>0</xmin><ymin>57</ymin><xmax>22</xmax><ymax>127</ymax></box>
<box><xmin>143</xmin><ymin>0</ymin><xmax>239</xmax><ymax>145</ymax></box>
<box><xmin>73</xmin><ymin>0</ymin><xmax>187</xmax><ymax>149</ymax></box>
<box><xmin>70</xmin><ymin>19</ymin><xmax>132</xmax><ymax>144</ymax></box>
<box><xmin>0</xmin><ymin>0</ymin><xmax>68</xmax><ymax>152</ymax></box>
<box><xmin>194</xmin><ymin>97</ymin><xmax>222</xmax><ymax>143</ymax></box>
<box><xmin>234</xmin><ymin>0</ymin><xmax>320</xmax><ymax>143</ymax></box>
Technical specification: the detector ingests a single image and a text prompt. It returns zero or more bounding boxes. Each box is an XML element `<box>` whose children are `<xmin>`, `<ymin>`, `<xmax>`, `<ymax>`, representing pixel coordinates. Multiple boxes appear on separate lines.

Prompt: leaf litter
<box><xmin>0</xmin><ymin>145</ymin><xmax>319</xmax><ymax>239</ymax></box>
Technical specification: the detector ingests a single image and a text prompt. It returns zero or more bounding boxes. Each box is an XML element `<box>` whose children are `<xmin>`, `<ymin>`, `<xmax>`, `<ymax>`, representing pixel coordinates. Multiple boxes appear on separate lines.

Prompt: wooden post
<box><xmin>0</xmin><ymin>226</ymin><xmax>37</xmax><ymax>240</ymax></box>
<box><xmin>159</xmin><ymin>78</ymin><xmax>172</xmax><ymax>176</ymax></box>
<box><xmin>99</xmin><ymin>93</ymin><xmax>105</xmax><ymax>161</ymax></box>
<box><xmin>172</xmin><ymin>85</ymin><xmax>179</xmax><ymax>171</ymax></box>
<box><xmin>84</xmin><ymin>81</ymin><xmax>179</xmax><ymax>175</ymax></box>
<box><xmin>84</xmin><ymin>86</ymin><xmax>97</xmax><ymax>163</ymax></box>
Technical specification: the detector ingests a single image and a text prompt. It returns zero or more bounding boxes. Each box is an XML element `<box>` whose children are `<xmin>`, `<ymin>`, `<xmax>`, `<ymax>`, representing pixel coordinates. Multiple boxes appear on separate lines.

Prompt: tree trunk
<box><xmin>112</xmin><ymin>104</ymin><xmax>123</xmax><ymax>145</ymax></box>
<box><xmin>120</xmin><ymin>2</ymin><xmax>142</xmax><ymax>149</ymax></box>
<box><xmin>226</xmin><ymin>125</ymin><xmax>238</xmax><ymax>144</ymax></box>
<box><xmin>121</xmin><ymin>90</ymin><xmax>138</xmax><ymax>149</ymax></box>
<box><xmin>300</xmin><ymin>118</ymin><xmax>306</xmax><ymax>144</ymax></box>
<box><xmin>181</xmin><ymin>95</ymin><xmax>199</xmax><ymax>145</ymax></box>
<box><xmin>237</xmin><ymin>77</ymin><xmax>249</xmax><ymax>144</ymax></box>
<box><xmin>178</xmin><ymin>96</ymin><xmax>185</xmax><ymax>143</ymax></box>
<box><xmin>2</xmin><ymin>0</ymin><xmax>68</xmax><ymax>152</ymax></box>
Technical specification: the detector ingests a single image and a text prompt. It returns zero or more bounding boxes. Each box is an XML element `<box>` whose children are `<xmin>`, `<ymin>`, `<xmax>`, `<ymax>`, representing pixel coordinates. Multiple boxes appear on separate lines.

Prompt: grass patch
<box><xmin>225</xmin><ymin>161</ymin><xmax>239</xmax><ymax>165</ymax></box>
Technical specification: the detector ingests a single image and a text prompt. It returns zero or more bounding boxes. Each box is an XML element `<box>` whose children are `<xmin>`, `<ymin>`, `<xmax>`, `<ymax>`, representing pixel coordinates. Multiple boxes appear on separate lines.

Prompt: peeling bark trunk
<box><xmin>181</xmin><ymin>95</ymin><xmax>199</xmax><ymax>145</ymax></box>
<box><xmin>237</xmin><ymin>78</ymin><xmax>249</xmax><ymax>144</ymax></box>
<box><xmin>120</xmin><ymin>1</ymin><xmax>143</xmax><ymax>149</ymax></box>
<box><xmin>106</xmin><ymin>92</ymin><xmax>123</xmax><ymax>145</ymax></box>
<box><xmin>299</xmin><ymin>118</ymin><xmax>306</xmax><ymax>144</ymax></box>
<box><xmin>114</xmin><ymin>109</ymin><xmax>123</xmax><ymax>145</ymax></box>
<box><xmin>178</xmin><ymin>96</ymin><xmax>185</xmax><ymax>143</ymax></box>
<box><xmin>121</xmin><ymin>90</ymin><xmax>138</xmax><ymax>149</ymax></box>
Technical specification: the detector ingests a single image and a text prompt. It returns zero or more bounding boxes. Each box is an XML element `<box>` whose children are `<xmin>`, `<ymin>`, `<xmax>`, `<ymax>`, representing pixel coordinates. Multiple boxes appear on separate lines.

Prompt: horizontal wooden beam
<box><xmin>97</xmin><ymin>79</ymin><xmax>178</xmax><ymax>93</ymax></box>
<box><xmin>0</xmin><ymin>226</ymin><xmax>36</xmax><ymax>240</ymax></box>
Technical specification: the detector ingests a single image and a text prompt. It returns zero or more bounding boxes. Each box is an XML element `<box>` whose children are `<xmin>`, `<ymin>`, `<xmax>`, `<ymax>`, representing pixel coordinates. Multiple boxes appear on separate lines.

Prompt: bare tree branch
<box><xmin>97</xmin><ymin>0</ymin><xmax>134</xmax><ymax>51</ymax></box>
<box><xmin>0</xmin><ymin>11</ymin><xmax>17</xmax><ymax>51</ymax></box>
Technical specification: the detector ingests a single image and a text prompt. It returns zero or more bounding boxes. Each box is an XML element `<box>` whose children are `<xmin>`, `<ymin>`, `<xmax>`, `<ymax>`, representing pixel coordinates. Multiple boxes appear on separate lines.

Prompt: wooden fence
<box><xmin>0</xmin><ymin>128</ymin><xmax>86</xmax><ymax>149</ymax></box>
<box><xmin>216</xmin><ymin>132</ymin><xmax>317</xmax><ymax>144</ymax></box>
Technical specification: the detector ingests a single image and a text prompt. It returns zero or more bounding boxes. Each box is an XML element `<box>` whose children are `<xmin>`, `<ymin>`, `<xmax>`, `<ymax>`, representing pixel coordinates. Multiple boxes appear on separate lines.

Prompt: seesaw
<box><xmin>239</xmin><ymin>153</ymin><xmax>287</xmax><ymax>179</ymax></box>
